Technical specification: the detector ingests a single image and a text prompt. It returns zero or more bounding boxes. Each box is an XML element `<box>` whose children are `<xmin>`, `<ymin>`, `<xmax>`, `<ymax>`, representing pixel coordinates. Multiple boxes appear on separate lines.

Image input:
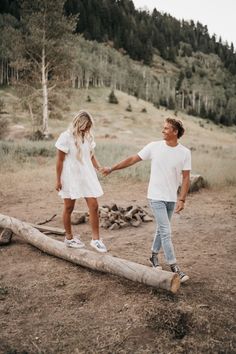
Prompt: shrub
<box><xmin>126</xmin><ymin>103</ymin><xmax>132</xmax><ymax>112</ymax></box>
<box><xmin>0</xmin><ymin>117</ymin><xmax>9</xmax><ymax>139</ymax></box>
<box><xmin>167</xmin><ymin>96</ymin><xmax>175</xmax><ymax>110</ymax></box>
<box><xmin>86</xmin><ymin>95</ymin><xmax>92</xmax><ymax>102</ymax></box>
<box><xmin>28</xmin><ymin>130</ymin><xmax>54</xmax><ymax>141</ymax></box>
<box><xmin>50</xmin><ymin>110</ymin><xmax>64</xmax><ymax>120</ymax></box>
<box><xmin>0</xmin><ymin>98</ymin><xmax>5</xmax><ymax>113</ymax></box>
<box><xmin>108</xmin><ymin>90</ymin><xmax>118</xmax><ymax>104</ymax></box>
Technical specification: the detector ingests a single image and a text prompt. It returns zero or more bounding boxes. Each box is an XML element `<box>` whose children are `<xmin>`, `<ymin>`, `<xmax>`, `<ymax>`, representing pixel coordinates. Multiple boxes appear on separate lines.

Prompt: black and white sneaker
<box><xmin>170</xmin><ymin>264</ymin><xmax>189</xmax><ymax>283</ymax></box>
<box><xmin>150</xmin><ymin>254</ymin><xmax>162</xmax><ymax>270</ymax></box>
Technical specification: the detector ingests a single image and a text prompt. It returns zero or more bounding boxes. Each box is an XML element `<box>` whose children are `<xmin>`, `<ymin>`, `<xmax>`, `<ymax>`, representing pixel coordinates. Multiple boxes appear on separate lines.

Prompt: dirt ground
<box><xmin>0</xmin><ymin>172</ymin><xmax>236</xmax><ymax>354</ymax></box>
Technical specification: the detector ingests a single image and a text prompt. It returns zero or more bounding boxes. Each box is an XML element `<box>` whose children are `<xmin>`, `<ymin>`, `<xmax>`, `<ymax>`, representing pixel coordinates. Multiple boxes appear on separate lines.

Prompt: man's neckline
<box><xmin>163</xmin><ymin>140</ymin><xmax>179</xmax><ymax>148</ymax></box>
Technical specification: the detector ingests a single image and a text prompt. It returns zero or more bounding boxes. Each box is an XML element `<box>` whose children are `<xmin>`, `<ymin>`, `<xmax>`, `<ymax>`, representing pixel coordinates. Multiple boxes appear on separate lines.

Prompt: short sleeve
<box><xmin>55</xmin><ymin>131</ymin><xmax>70</xmax><ymax>153</ymax></box>
<box><xmin>183</xmin><ymin>149</ymin><xmax>191</xmax><ymax>170</ymax></box>
<box><xmin>90</xmin><ymin>140</ymin><xmax>96</xmax><ymax>150</ymax></box>
<box><xmin>138</xmin><ymin>142</ymin><xmax>153</xmax><ymax>160</ymax></box>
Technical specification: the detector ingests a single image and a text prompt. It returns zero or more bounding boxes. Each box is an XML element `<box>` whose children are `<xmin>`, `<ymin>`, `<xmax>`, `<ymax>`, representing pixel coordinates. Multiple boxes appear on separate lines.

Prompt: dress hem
<box><xmin>58</xmin><ymin>192</ymin><xmax>104</xmax><ymax>200</ymax></box>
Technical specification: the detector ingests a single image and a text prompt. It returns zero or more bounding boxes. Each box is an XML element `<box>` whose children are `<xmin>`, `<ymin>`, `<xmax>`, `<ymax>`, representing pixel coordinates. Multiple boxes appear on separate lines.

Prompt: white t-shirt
<box><xmin>138</xmin><ymin>140</ymin><xmax>191</xmax><ymax>202</ymax></box>
<box><xmin>55</xmin><ymin>130</ymin><xmax>103</xmax><ymax>199</ymax></box>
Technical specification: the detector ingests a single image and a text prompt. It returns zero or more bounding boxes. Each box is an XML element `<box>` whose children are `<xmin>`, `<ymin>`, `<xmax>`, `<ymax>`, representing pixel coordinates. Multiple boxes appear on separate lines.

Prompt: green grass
<box><xmin>96</xmin><ymin>142</ymin><xmax>150</xmax><ymax>182</ymax></box>
<box><xmin>0</xmin><ymin>140</ymin><xmax>55</xmax><ymax>170</ymax></box>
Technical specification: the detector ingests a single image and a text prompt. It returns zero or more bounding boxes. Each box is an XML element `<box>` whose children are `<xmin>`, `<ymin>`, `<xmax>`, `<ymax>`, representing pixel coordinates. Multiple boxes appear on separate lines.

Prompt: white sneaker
<box><xmin>90</xmin><ymin>239</ymin><xmax>107</xmax><ymax>253</ymax></box>
<box><xmin>64</xmin><ymin>238</ymin><xmax>84</xmax><ymax>249</ymax></box>
<box><xmin>73</xmin><ymin>235</ymin><xmax>85</xmax><ymax>248</ymax></box>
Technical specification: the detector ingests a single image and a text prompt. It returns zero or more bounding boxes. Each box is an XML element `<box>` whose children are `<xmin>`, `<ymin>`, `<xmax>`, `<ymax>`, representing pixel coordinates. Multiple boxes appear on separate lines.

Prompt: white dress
<box><xmin>55</xmin><ymin>130</ymin><xmax>103</xmax><ymax>199</ymax></box>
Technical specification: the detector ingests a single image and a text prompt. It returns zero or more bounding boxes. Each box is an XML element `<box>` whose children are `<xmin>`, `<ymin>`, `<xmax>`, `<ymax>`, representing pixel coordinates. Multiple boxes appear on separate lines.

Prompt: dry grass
<box><xmin>1</xmin><ymin>87</ymin><xmax>236</xmax><ymax>188</ymax></box>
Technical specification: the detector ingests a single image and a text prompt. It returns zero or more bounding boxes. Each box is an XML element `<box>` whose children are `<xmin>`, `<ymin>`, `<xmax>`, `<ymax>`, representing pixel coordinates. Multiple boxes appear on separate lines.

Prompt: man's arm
<box><xmin>101</xmin><ymin>155</ymin><xmax>142</xmax><ymax>176</ymax></box>
<box><xmin>175</xmin><ymin>170</ymin><xmax>190</xmax><ymax>213</ymax></box>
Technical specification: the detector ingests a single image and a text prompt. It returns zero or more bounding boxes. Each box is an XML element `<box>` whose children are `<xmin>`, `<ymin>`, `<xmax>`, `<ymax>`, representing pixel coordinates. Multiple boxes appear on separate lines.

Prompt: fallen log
<box><xmin>28</xmin><ymin>223</ymin><xmax>65</xmax><ymax>235</ymax></box>
<box><xmin>0</xmin><ymin>213</ymin><xmax>180</xmax><ymax>294</ymax></box>
<box><xmin>37</xmin><ymin>214</ymin><xmax>57</xmax><ymax>225</ymax></box>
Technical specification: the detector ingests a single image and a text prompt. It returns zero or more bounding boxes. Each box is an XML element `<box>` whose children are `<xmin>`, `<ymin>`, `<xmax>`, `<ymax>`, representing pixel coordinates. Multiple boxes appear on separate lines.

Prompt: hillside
<box><xmin>0</xmin><ymin>86</ymin><xmax>236</xmax><ymax>354</ymax></box>
<box><xmin>1</xmin><ymin>86</ymin><xmax>236</xmax><ymax>188</ymax></box>
<box><xmin>0</xmin><ymin>0</ymin><xmax>236</xmax><ymax>126</ymax></box>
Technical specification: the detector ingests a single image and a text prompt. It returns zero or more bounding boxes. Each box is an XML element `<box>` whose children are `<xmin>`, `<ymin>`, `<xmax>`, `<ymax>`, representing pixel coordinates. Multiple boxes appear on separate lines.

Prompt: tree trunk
<box><xmin>42</xmin><ymin>46</ymin><xmax>49</xmax><ymax>137</ymax></box>
<box><xmin>0</xmin><ymin>214</ymin><xmax>180</xmax><ymax>294</ymax></box>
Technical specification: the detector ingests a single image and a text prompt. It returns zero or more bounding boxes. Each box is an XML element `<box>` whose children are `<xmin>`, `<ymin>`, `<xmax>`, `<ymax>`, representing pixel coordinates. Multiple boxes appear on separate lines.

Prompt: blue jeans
<box><xmin>149</xmin><ymin>200</ymin><xmax>176</xmax><ymax>265</ymax></box>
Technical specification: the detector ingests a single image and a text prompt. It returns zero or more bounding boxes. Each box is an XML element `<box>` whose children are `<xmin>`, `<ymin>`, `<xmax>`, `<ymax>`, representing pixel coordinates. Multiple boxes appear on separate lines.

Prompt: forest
<box><xmin>0</xmin><ymin>0</ymin><xmax>236</xmax><ymax>131</ymax></box>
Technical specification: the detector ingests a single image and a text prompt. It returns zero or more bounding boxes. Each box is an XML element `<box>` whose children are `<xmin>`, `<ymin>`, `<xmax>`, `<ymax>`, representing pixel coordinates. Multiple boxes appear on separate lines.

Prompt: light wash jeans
<box><xmin>149</xmin><ymin>199</ymin><xmax>176</xmax><ymax>265</ymax></box>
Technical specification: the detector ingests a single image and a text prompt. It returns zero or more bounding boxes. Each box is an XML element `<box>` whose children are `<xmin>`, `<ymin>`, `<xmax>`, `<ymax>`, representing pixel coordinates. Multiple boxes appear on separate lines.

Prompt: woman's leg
<box><xmin>149</xmin><ymin>200</ymin><xmax>176</xmax><ymax>265</ymax></box>
<box><xmin>63</xmin><ymin>198</ymin><xmax>76</xmax><ymax>239</ymax></box>
<box><xmin>85</xmin><ymin>197</ymin><xmax>99</xmax><ymax>240</ymax></box>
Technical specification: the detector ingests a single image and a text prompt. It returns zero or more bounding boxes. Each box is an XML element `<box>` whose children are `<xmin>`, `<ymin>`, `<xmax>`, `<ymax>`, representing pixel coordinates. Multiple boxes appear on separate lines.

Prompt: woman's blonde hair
<box><xmin>70</xmin><ymin>110</ymin><xmax>95</xmax><ymax>162</ymax></box>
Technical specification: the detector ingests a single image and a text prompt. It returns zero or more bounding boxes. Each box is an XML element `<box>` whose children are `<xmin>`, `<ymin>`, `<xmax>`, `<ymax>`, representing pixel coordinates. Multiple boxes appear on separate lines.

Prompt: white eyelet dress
<box><xmin>55</xmin><ymin>130</ymin><xmax>103</xmax><ymax>199</ymax></box>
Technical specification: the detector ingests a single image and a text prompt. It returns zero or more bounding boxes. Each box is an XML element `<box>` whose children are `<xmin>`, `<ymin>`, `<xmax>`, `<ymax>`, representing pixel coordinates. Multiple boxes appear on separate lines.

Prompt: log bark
<box><xmin>0</xmin><ymin>214</ymin><xmax>180</xmax><ymax>293</ymax></box>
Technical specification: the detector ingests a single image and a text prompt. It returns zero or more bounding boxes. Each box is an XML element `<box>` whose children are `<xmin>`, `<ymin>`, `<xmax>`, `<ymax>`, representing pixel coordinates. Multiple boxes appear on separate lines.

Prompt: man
<box><xmin>102</xmin><ymin>118</ymin><xmax>191</xmax><ymax>283</ymax></box>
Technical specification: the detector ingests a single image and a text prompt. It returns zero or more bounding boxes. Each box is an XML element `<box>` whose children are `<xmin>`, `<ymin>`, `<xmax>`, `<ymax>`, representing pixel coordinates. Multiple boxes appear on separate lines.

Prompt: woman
<box><xmin>55</xmin><ymin>110</ymin><xmax>107</xmax><ymax>252</ymax></box>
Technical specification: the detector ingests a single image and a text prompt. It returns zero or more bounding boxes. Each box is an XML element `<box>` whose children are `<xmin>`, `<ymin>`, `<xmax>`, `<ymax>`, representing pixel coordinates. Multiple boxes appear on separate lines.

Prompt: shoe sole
<box><xmin>65</xmin><ymin>244</ymin><xmax>84</xmax><ymax>249</ymax></box>
<box><xmin>151</xmin><ymin>265</ymin><xmax>162</xmax><ymax>270</ymax></box>
<box><xmin>66</xmin><ymin>245</ymin><xmax>84</xmax><ymax>250</ymax></box>
<box><xmin>150</xmin><ymin>259</ymin><xmax>162</xmax><ymax>270</ymax></box>
<box><xmin>180</xmin><ymin>275</ymin><xmax>190</xmax><ymax>283</ymax></box>
<box><xmin>90</xmin><ymin>243</ymin><xmax>107</xmax><ymax>253</ymax></box>
<box><xmin>74</xmin><ymin>243</ymin><xmax>85</xmax><ymax>248</ymax></box>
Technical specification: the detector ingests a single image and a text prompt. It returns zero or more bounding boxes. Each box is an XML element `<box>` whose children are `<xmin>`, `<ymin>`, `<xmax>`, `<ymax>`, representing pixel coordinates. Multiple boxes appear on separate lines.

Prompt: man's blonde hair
<box><xmin>166</xmin><ymin>118</ymin><xmax>185</xmax><ymax>138</ymax></box>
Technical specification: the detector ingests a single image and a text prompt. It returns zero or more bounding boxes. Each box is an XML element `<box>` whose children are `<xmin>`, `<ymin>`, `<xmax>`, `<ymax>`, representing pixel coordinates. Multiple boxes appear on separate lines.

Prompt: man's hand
<box><xmin>175</xmin><ymin>200</ymin><xmax>185</xmax><ymax>213</ymax></box>
<box><xmin>101</xmin><ymin>167</ymin><xmax>111</xmax><ymax>176</ymax></box>
<box><xmin>56</xmin><ymin>181</ymin><xmax>62</xmax><ymax>191</ymax></box>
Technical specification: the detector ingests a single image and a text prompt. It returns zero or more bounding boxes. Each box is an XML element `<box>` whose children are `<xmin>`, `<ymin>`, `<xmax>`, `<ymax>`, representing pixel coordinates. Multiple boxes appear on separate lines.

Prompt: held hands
<box><xmin>100</xmin><ymin>167</ymin><xmax>112</xmax><ymax>176</ymax></box>
<box><xmin>175</xmin><ymin>200</ymin><xmax>185</xmax><ymax>213</ymax></box>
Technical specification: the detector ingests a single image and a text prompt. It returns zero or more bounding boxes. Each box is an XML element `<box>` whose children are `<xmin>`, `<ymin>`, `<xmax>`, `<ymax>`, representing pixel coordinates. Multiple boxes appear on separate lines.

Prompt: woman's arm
<box><xmin>91</xmin><ymin>154</ymin><xmax>102</xmax><ymax>172</ymax></box>
<box><xmin>56</xmin><ymin>150</ymin><xmax>66</xmax><ymax>191</ymax></box>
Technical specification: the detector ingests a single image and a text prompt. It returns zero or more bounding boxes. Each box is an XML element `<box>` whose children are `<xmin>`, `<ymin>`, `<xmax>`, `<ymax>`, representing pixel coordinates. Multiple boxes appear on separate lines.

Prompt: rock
<box><xmin>111</xmin><ymin>204</ymin><xmax>119</xmax><ymax>211</ymax></box>
<box><xmin>119</xmin><ymin>220</ymin><xmax>129</xmax><ymax>228</ymax></box>
<box><xmin>99</xmin><ymin>203</ymin><xmax>153</xmax><ymax>229</ymax></box>
<box><xmin>189</xmin><ymin>174</ymin><xmax>206</xmax><ymax>192</ymax></box>
<box><xmin>142</xmin><ymin>215</ymin><xmax>153</xmax><ymax>222</ymax></box>
<box><xmin>71</xmin><ymin>212</ymin><xmax>87</xmax><ymax>225</ymax></box>
<box><xmin>100</xmin><ymin>220</ymin><xmax>112</xmax><ymax>229</ymax></box>
<box><xmin>101</xmin><ymin>205</ymin><xmax>111</xmax><ymax>211</ymax></box>
<box><xmin>109</xmin><ymin>223</ymin><xmax>120</xmax><ymax>230</ymax></box>
<box><xmin>100</xmin><ymin>210</ymin><xmax>108</xmax><ymax>218</ymax></box>
<box><xmin>133</xmin><ymin>213</ymin><xmax>142</xmax><ymax>222</ymax></box>
<box><xmin>130</xmin><ymin>219</ymin><xmax>141</xmax><ymax>227</ymax></box>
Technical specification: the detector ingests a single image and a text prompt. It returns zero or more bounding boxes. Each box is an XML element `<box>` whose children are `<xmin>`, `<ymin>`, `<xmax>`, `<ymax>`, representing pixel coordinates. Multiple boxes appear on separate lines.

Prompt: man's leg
<box><xmin>149</xmin><ymin>200</ymin><xmax>176</xmax><ymax>265</ymax></box>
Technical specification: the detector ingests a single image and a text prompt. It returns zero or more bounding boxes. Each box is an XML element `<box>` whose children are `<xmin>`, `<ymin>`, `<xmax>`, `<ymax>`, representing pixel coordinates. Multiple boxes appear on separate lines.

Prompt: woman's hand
<box><xmin>100</xmin><ymin>167</ymin><xmax>112</xmax><ymax>176</ymax></box>
<box><xmin>55</xmin><ymin>181</ymin><xmax>62</xmax><ymax>191</ymax></box>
